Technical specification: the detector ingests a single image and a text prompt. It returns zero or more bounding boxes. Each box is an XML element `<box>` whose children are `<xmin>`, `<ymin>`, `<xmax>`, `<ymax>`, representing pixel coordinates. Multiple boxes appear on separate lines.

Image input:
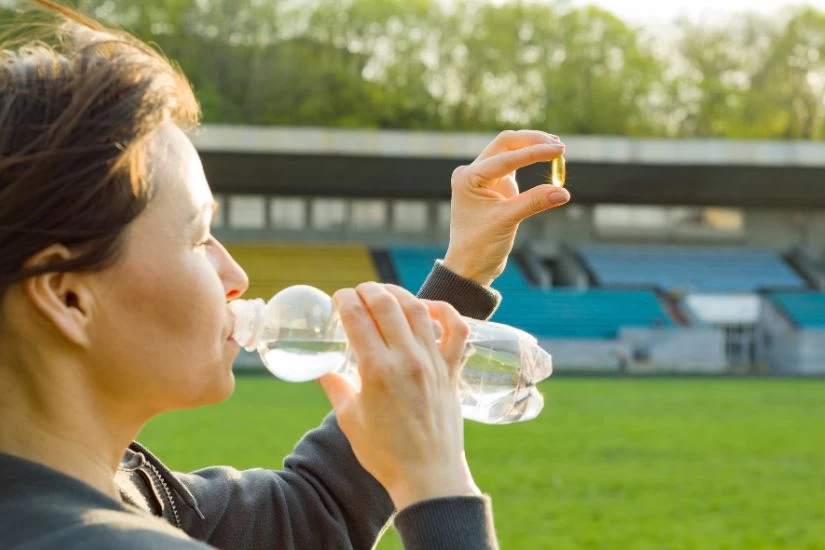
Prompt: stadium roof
<box><xmin>191</xmin><ymin>125</ymin><xmax>825</xmax><ymax>207</ymax></box>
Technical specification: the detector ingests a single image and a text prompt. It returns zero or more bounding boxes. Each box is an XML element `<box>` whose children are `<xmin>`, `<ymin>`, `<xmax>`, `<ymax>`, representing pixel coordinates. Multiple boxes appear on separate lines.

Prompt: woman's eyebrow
<box><xmin>189</xmin><ymin>201</ymin><xmax>219</xmax><ymax>226</ymax></box>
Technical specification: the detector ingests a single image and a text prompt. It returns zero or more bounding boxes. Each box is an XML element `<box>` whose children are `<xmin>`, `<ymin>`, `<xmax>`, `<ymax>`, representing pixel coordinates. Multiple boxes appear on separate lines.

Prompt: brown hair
<box><xmin>0</xmin><ymin>0</ymin><xmax>199</xmax><ymax>295</ymax></box>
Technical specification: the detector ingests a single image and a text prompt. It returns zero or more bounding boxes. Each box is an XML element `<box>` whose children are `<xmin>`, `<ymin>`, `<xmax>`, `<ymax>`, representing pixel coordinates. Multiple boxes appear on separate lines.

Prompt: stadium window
<box><xmin>211</xmin><ymin>194</ymin><xmax>226</xmax><ymax>229</ymax></box>
<box><xmin>635</xmin><ymin>206</ymin><xmax>669</xmax><ymax>228</ymax></box>
<box><xmin>228</xmin><ymin>195</ymin><xmax>266</xmax><ymax>229</ymax></box>
<box><xmin>437</xmin><ymin>200</ymin><xmax>451</xmax><ymax>231</ymax></box>
<box><xmin>701</xmin><ymin>208</ymin><xmax>745</xmax><ymax>231</ymax></box>
<box><xmin>350</xmin><ymin>200</ymin><xmax>387</xmax><ymax>231</ymax></box>
<box><xmin>270</xmin><ymin>198</ymin><xmax>306</xmax><ymax>230</ymax></box>
<box><xmin>311</xmin><ymin>198</ymin><xmax>348</xmax><ymax>231</ymax></box>
<box><xmin>594</xmin><ymin>204</ymin><xmax>744</xmax><ymax>238</ymax></box>
<box><xmin>565</xmin><ymin>204</ymin><xmax>586</xmax><ymax>220</ymax></box>
<box><xmin>392</xmin><ymin>200</ymin><xmax>428</xmax><ymax>233</ymax></box>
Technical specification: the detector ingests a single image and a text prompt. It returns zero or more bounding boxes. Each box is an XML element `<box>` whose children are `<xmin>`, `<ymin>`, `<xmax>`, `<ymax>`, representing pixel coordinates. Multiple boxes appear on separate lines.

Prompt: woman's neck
<box><xmin>0</xmin><ymin>356</ymin><xmax>143</xmax><ymax>502</ymax></box>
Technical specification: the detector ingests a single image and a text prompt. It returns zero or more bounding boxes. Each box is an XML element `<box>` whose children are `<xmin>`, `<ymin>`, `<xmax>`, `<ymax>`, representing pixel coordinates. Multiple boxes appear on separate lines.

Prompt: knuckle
<box><xmin>386</xmin><ymin>283</ymin><xmax>412</xmax><ymax>298</ymax></box>
<box><xmin>530</xmin><ymin>146</ymin><xmax>548</xmax><ymax>161</ymax></box>
<box><xmin>332</xmin><ymin>288</ymin><xmax>349</xmax><ymax>301</ymax></box>
<box><xmin>441</xmin><ymin>301</ymin><xmax>459</xmax><ymax>315</ymax></box>
<box><xmin>453</xmin><ymin>318</ymin><xmax>471</xmax><ymax>340</ymax></box>
<box><xmin>467</xmin><ymin>170</ymin><xmax>486</xmax><ymax>188</ymax></box>
<box><xmin>407</xmin><ymin>300</ymin><xmax>429</xmax><ymax>319</ymax></box>
<box><xmin>338</xmin><ymin>303</ymin><xmax>362</xmax><ymax>324</ymax></box>
<box><xmin>356</xmin><ymin>281</ymin><xmax>378</xmax><ymax>293</ymax></box>
<box><xmin>359</xmin><ymin>365</ymin><xmax>387</xmax><ymax>389</ymax></box>
<box><xmin>331</xmin><ymin>288</ymin><xmax>353</xmax><ymax>307</ymax></box>
<box><xmin>419</xmin><ymin>299</ymin><xmax>436</xmax><ymax>312</ymax></box>
<box><xmin>451</xmin><ymin>164</ymin><xmax>467</xmax><ymax>183</ymax></box>
<box><xmin>429</xmin><ymin>300</ymin><xmax>448</xmax><ymax>316</ymax></box>
<box><xmin>528</xmin><ymin>193</ymin><xmax>546</xmax><ymax>214</ymax></box>
<box><xmin>370</xmin><ymin>292</ymin><xmax>396</xmax><ymax>313</ymax></box>
<box><xmin>358</xmin><ymin>350</ymin><xmax>384</xmax><ymax>370</ymax></box>
<box><xmin>497</xmin><ymin>129</ymin><xmax>515</xmax><ymax>141</ymax></box>
<box><xmin>406</xmin><ymin>356</ymin><xmax>429</xmax><ymax>376</ymax></box>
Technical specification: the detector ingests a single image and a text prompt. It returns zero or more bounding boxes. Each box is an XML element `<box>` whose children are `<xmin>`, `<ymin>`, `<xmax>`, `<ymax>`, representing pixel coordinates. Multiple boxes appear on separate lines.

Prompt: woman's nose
<box><xmin>214</xmin><ymin>240</ymin><xmax>249</xmax><ymax>300</ymax></box>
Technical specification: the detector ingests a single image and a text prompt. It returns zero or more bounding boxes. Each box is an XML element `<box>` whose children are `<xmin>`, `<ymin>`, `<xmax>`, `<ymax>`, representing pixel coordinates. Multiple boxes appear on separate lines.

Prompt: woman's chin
<box><xmin>212</xmin><ymin>367</ymin><xmax>237</xmax><ymax>404</ymax></box>
<box><xmin>188</xmin><ymin>364</ymin><xmax>237</xmax><ymax>409</ymax></box>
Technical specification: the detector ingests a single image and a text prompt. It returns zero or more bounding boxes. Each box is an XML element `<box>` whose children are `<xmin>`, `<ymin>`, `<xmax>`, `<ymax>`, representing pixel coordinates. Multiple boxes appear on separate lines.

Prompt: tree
<box><xmin>2</xmin><ymin>0</ymin><xmax>825</xmax><ymax>139</ymax></box>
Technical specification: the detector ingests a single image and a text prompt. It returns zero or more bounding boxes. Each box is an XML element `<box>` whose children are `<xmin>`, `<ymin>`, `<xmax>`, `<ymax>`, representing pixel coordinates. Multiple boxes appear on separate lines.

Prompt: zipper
<box><xmin>147</xmin><ymin>461</ymin><xmax>182</xmax><ymax>529</ymax></box>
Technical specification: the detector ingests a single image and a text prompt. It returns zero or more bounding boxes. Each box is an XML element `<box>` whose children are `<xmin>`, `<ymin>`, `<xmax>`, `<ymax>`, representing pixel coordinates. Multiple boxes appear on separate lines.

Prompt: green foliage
<box><xmin>674</xmin><ymin>7</ymin><xmax>825</xmax><ymax>139</ymax></box>
<box><xmin>141</xmin><ymin>377</ymin><xmax>825</xmax><ymax>549</ymax></box>
<box><xmin>3</xmin><ymin>0</ymin><xmax>825</xmax><ymax>138</ymax></box>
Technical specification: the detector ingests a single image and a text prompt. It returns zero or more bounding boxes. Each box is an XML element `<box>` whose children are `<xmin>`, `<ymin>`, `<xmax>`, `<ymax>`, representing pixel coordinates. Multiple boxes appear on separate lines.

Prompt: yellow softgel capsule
<box><xmin>551</xmin><ymin>156</ymin><xmax>566</xmax><ymax>187</ymax></box>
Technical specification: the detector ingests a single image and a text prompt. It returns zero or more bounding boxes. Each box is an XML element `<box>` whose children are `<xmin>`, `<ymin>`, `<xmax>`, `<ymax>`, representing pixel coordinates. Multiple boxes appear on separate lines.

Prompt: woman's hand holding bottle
<box><xmin>318</xmin><ymin>282</ymin><xmax>480</xmax><ymax>510</ymax></box>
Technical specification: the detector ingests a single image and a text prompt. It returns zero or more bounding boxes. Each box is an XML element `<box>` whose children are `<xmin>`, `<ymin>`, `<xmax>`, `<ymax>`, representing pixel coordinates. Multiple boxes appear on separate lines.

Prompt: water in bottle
<box><xmin>230</xmin><ymin>285</ymin><xmax>553</xmax><ymax>424</ymax></box>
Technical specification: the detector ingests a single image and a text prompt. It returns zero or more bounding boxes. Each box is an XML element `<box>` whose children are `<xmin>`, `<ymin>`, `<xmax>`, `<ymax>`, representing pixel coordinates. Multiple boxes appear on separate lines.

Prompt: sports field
<box><xmin>139</xmin><ymin>376</ymin><xmax>825</xmax><ymax>549</ymax></box>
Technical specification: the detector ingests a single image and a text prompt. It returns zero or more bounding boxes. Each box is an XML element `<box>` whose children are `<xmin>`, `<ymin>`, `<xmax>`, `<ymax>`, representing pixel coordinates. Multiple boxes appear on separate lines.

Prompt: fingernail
<box><xmin>549</xmin><ymin>190</ymin><xmax>569</xmax><ymax>203</ymax></box>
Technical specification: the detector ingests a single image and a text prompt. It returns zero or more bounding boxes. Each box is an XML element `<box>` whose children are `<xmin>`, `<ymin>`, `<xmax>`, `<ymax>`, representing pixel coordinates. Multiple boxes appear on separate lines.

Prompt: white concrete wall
<box><xmin>760</xmin><ymin>298</ymin><xmax>825</xmax><ymax>374</ymax></box>
<box><xmin>618</xmin><ymin>327</ymin><xmax>727</xmax><ymax>373</ymax></box>
<box><xmin>796</xmin><ymin>331</ymin><xmax>825</xmax><ymax>374</ymax></box>
<box><xmin>192</xmin><ymin>126</ymin><xmax>825</xmax><ymax>168</ymax></box>
<box><xmin>538</xmin><ymin>339</ymin><xmax>620</xmax><ymax>372</ymax></box>
<box><xmin>760</xmin><ymin>297</ymin><xmax>799</xmax><ymax>372</ymax></box>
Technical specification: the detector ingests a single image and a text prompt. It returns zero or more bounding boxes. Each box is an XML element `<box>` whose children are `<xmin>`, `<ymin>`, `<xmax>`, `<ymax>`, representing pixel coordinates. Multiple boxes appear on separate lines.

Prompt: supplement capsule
<box><xmin>551</xmin><ymin>156</ymin><xmax>566</xmax><ymax>187</ymax></box>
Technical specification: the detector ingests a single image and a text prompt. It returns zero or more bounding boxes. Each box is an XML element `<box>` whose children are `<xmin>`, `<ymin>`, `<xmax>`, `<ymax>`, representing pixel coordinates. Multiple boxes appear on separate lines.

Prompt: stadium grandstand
<box><xmin>199</xmin><ymin>126</ymin><xmax>825</xmax><ymax>375</ymax></box>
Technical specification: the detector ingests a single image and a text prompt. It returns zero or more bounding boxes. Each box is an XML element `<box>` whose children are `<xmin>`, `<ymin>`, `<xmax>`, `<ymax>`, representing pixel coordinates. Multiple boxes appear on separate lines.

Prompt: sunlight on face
<box><xmin>86</xmin><ymin>123</ymin><xmax>248</xmax><ymax>415</ymax></box>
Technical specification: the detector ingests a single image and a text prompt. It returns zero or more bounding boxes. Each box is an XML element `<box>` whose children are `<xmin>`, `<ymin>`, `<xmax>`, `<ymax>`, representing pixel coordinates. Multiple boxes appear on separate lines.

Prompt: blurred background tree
<box><xmin>2</xmin><ymin>0</ymin><xmax>824</xmax><ymax>138</ymax></box>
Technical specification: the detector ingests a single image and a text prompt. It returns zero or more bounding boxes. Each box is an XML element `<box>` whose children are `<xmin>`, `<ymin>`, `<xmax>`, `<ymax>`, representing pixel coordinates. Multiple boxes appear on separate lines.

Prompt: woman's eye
<box><xmin>196</xmin><ymin>235</ymin><xmax>212</xmax><ymax>248</ymax></box>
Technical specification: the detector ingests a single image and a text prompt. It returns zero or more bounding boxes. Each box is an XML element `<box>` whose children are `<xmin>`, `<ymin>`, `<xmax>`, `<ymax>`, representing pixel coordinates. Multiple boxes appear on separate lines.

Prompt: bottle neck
<box><xmin>229</xmin><ymin>298</ymin><xmax>267</xmax><ymax>351</ymax></box>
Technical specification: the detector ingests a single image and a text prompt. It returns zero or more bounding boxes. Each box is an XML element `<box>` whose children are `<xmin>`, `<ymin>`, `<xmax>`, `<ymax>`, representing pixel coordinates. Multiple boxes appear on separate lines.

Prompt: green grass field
<box><xmin>138</xmin><ymin>376</ymin><xmax>825</xmax><ymax>549</ymax></box>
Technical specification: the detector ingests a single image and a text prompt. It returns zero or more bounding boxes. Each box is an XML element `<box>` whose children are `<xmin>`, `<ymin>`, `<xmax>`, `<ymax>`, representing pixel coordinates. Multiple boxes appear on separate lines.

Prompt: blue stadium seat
<box><xmin>770</xmin><ymin>292</ymin><xmax>825</xmax><ymax>328</ymax></box>
<box><xmin>388</xmin><ymin>245</ymin><xmax>531</xmax><ymax>291</ymax></box>
<box><xmin>492</xmin><ymin>289</ymin><xmax>673</xmax><ymax>339</ymax></box>
<box><xmin>579</xmin><ymin>245</ymin><xmax>806</xmax><ymax>292</ymax></box>
<box><xmin>387</xmin><ymin>245</ymin><xmax>672</xmax><ymax>338</ymax></box>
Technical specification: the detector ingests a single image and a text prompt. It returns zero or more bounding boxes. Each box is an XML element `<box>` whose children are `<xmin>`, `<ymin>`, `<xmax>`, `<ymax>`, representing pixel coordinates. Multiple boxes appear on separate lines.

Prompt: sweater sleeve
<box><xmin>173</xmin><ymin>413</ymin><xmax>393</xmax><ymax>550</ymax></box>
<box><xmin>395</xmin><ymin>496</ymin><xmax>499</xmax><ymax>550</ymax></box>
<box><xmin>165</xmin><ymin>261</ymin><xmax>502</xmax><ymax>550</ymax></box>
<box><xmin>416</xmin><ymin>260</ymin><xmax>501</xmax><ymax>320</ymax></box>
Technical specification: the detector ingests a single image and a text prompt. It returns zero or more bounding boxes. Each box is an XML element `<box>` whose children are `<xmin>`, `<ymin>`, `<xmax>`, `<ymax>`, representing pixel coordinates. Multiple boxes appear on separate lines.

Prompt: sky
<box><xmin>571</xmin><ymin>0</ymin><xmax>825</xmax><ymax>25</ymax></box>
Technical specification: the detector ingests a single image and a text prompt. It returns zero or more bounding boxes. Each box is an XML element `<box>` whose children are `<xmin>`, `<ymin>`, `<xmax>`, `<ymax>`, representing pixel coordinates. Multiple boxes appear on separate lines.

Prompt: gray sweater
<box><xmin>0</xmin><ymin>262</ymin><xmax>502</xmax><ymax>550</ymax></box>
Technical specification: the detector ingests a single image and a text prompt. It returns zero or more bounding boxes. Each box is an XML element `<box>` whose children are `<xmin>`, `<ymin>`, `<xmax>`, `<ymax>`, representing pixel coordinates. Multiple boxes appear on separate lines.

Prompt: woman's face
<box><xmin>87</xmin><ymin>123</ymin><xmax>248</xmax><ymax>415</ymax></box>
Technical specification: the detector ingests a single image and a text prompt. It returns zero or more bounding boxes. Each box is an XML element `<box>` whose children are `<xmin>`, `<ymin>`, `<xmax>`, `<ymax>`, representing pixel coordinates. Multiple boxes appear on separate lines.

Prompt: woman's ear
<box><xmin>20</xmin><ymin>245</ymin><xmax>93</xmax><ymax>348</ymax></box>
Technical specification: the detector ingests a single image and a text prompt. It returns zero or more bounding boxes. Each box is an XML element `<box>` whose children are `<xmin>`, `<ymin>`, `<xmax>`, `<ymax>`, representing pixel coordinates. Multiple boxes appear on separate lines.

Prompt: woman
<box><xmin>0</xmin><ymin>1</ymin><xmax>570</xmax><ymax>549</ymax></box>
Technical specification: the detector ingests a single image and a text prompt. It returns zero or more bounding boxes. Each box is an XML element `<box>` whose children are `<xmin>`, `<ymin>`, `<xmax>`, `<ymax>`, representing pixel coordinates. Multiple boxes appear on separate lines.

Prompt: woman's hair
<box><xmin>0</xmin><ymin>0</ymin><xmax>199</xmax><ymax>296</ymax></box>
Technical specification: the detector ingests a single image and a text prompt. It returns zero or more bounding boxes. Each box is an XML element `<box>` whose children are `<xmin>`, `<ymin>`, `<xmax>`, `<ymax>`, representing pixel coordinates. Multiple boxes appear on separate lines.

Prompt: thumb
<box><xmin>318</xmin><ymin>372</ymin><xmax>356</xmax><ymax>413</ymax></box>
<box><xmin>506</xmin><ymin>184</ymin><xmax>570</xmax><ymax>224</ymax></box>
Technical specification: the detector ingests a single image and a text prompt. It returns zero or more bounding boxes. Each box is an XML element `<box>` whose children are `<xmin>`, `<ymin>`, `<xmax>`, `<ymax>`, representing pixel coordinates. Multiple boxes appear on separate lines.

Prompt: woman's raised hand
<box><xmin>443</xmin><ymin>130</ymin><xmax>569</xmax><ymax>286</ymax></box>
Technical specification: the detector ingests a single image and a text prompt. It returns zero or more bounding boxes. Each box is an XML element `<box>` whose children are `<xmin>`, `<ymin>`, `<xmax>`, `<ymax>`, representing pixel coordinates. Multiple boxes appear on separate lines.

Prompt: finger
<box><xmin>470</xmin><ymin>143</ymin><xmax>565</xmax><ymax>188</ymax></box>
<box><xmin>505</xmin><ymin>184</ymin><xmax>571</xmax><ymax>224</ymax></box>
<box><xmin>318</xmin><ymin>372</ymin><xmax>356</xmax><ymax>413</ymax></box>
<box><xmin>333</xmin><ymin>288</ymin><xmax>387</xmax><ymax>382</ymax></box>
<box><xmin>355</xmin><ymin>282</ymin><xmax>418</xmax><ymax>354</ymax></box>
<box><xmin>383</xmin><ymin>285</ymin><xmax>436</xmax><ymax>347</ymax></box>
<box><xmin>476</xmin><ymin>129</ymin><xmax>562</xmax><ymax>161</ymax></box>
<box><xmin>423</xmin><ymin>300</ymin><xmax>470</xmax><ymax>379</ymax></box>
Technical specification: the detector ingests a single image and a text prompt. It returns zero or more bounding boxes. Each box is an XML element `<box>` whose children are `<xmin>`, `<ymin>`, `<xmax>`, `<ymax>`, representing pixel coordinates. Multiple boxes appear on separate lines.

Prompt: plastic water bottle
<box><xmin>229</xmin><ymin>285</ymin><xmax>553</xmax><ymax>424</ymax></box>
